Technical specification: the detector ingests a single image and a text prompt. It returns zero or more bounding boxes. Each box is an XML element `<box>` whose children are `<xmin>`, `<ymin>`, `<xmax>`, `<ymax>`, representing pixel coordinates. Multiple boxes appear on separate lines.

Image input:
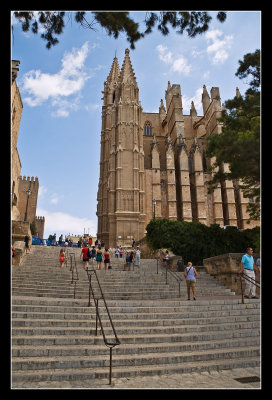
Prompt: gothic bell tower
<box><xmin>97</xmin><ymin>49</ymin><xmax>145</xmax><ymax>247</ymax></box>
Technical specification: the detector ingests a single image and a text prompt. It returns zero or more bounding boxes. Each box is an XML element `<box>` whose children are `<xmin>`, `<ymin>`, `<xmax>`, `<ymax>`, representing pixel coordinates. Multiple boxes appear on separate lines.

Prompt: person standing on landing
<box><xmin>184</xmin><ymin>262</ymin><xmax>198</xmax><ymax>300</ymax></box>
<box><xmin>239</xmin><ymin>247</ymin><xmax>259</xmax><ymax>299</ymax></box>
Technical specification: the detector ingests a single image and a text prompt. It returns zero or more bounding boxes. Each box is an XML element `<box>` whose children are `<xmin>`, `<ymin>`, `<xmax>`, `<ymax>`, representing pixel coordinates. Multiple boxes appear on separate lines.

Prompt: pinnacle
<box><xmin>119</xmin><ymin>49</ymin><xmax>137</xmax><ymax>86</ymax></box>
<box><xmin>106</xmin><ymin>56</ymin><xmax>120</xmax><ymax>84</ymax></box>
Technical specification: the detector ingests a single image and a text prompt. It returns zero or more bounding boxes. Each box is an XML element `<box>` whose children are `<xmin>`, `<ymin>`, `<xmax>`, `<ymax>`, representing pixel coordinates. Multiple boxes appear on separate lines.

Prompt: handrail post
<box><xmin>88</xmin><ymin>273</ymin><xmax>92</xmax><ymax>307</ymax></box>
<box><xmin>109</xmin><ymin>347</ymin><xmax>113</xmax><ymax>385</ymax></box>
<box><xmin>95</xmin><ymin>298</ymin><xmax>99</xmax><ymax>336</ymax></box>
<box><xmin>240</xmin><ymin>274</ymin><xmax>244</xmax><ymax>304</ymax></box>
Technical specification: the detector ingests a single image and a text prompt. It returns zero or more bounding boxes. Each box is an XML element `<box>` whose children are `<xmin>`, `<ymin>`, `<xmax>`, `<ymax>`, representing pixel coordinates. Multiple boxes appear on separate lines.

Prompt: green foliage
<box><xmin>30</xmin><ymin>220</ymin><xmax>37</xmax><ymax>236</ymax></box>
<box><xmin>146</xmin><ymin>219</ymin><xmax>260</xmax><ymax>265</ymax></box>
<box><xmin>13</xmin><ymin>11</ymin><xmax>226</xmax><ymax>50</ymax></box>
<box><xmin>206</xmin><ymin>49</ymin><xmax>260</xmax><ymax>220</ymax></box>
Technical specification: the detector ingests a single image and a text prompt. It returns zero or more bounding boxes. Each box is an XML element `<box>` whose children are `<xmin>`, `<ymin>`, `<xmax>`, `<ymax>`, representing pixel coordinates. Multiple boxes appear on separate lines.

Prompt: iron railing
<box><xmin>86</xmin><ymin>268</ymin><xmax>120</xmax><ymax>385</ymax></box>
<box><xmin>236</xmin><ymin>271</ymin><xmax>260</xmax><ymax>304</ymax></box>
<box><xmin>156</xmin><ymin>258</ymin><xmax>183</xmax><ymax>297</ymax></box>
<box><xmin>65</xmin><ymin>250</ymin><xmax>79</xmax><ymax>299</ymax></box>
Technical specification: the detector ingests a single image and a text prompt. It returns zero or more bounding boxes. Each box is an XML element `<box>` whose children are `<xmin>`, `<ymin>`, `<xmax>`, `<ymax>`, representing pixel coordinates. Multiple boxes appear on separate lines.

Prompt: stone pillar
<box><xmin>177</xmin><ymin>139</ymin><xmax>192</xmax><ymax>222</ymax></box>
<box><xmin>165</xmin><ymin>136</ymin><xmax>177</xmax><ymax>219</ymax></box>
<box><xmin>221</xmin><ymin>163</ymin><xmax>238</xmax><ymax>226</ymax></box>
<box><xmin>193</xmin><ymin>140</ymin><xmax>207</xmax><ymax>225</ymax></box>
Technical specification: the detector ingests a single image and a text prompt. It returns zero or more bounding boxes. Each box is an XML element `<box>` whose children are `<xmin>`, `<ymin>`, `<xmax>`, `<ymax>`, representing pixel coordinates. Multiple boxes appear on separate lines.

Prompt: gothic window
<box><xmin>112</xmin><ymin>91</ymin><xmax>115</xmax><ymax>103</ymax></box>
<box><xmin>144</xmin><ymin>121</ymin><xmax>152</xmax><ymax>136</ymax></box>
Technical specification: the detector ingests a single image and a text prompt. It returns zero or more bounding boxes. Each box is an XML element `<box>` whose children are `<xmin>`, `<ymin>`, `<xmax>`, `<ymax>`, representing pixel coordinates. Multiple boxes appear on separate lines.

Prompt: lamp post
<box><xmin>24</xmin><ymin>188</ymin><xmax>32</xmax><ymax>222</ymax></box>
<box><xmin>152</xmin><ymin>199</ymin><xmax>156</xmax><ymax>219</ymax></box>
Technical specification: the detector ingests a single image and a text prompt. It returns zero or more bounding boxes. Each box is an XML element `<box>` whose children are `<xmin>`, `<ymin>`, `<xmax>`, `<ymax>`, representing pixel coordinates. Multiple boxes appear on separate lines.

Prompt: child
<box><xmin>59</xmin><ymin>249</ymin><xmax>65</xmax><ymax>268</ymax></box>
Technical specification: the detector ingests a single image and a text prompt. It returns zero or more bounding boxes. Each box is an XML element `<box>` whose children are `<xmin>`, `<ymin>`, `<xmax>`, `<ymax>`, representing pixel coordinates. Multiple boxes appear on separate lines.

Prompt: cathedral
<box><xmin>96</xmin><ymin>49</ymin><xmax>259</xmax><ymax>248</ymax></box>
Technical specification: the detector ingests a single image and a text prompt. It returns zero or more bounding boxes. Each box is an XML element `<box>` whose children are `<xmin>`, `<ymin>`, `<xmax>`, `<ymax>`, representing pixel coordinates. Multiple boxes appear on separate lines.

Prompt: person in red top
<box><xmin>59</xmin><ymin>249</ymin><xmax>65</xmax><ymax>268</ymax></box>
<box><xmin>80</xmin><ymin>244</ymin><xmax>89</xmax><ymax>270</ymax></box>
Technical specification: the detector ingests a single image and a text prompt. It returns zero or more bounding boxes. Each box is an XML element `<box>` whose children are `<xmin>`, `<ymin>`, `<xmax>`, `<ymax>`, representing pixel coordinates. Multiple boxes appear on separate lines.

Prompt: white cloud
<box><xmin>21</xmin><ymin>41</ymin><xmax>91</xmax><ymax>116</ymax></box>
<box><xmin>156</xmin><ymin>44</ymin><xmax>191</xmax><ymax>76</ymax></box>
<box><xmin>172</xmin><ymin>56</ymin><xmax>191</xmax><ymax>75</ymax></box>
<box><xmin>37</xmin><ymin>207</ymin><xmax>97</xmax><ymax>237</ymax></box>
<box><xmin>205</xmin><ymin>30</ymin><xmax>233</xmax><ymax>65</ymax></box>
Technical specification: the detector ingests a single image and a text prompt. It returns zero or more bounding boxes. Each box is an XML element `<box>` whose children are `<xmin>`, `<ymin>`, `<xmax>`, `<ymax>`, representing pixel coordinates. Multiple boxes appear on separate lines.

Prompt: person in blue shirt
<box><xmin>239</xmin><ymin>247</ymin><xmax>259</xmax><ymax>299</ymax></box>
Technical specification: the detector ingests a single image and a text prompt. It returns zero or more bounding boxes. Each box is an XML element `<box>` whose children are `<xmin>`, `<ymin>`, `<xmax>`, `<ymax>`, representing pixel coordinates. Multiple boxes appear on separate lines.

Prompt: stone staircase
<box><xmin>12</xmin><ymin>246</ymin><xmax>261</xmax><ymax>388</ymax></box>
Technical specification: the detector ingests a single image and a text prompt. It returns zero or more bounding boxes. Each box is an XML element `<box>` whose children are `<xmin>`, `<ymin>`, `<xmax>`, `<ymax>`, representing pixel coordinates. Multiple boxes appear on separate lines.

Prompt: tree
<box><xmin>206</xmin><ymin>49</ymin><xmax>260</xmax><ymax>221</ymax></box>
<box><xmin>12</xmin><ymin>11</ymin><xmax>226</xmax><ymax>50</ymax></box>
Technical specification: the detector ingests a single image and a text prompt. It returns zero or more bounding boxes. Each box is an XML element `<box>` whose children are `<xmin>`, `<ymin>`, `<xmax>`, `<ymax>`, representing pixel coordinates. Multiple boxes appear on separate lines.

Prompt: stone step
<box><xmin>12</xmin><ymin>355</ymin><xmax>260</xmax><ymax>384</ymax></box>
<box><xmin>12</xmin><ymin>246</ymin><xmax>260</xmax><ymax>387</ymax></box>
<box><xmin>12</xmin><ymin>345</ymin><xmax>260</xmax><ymax>371</ymax></box>
<box><xmin>12</xmin><ymin>326</ymin><xmax>259</xmax><ymax>347</ymax></box>
<box><xmin>12</xmin><ymin>336</ymin><xmax>260</xmax><ymax>358</ymax></box>
<box><xmin>12</xmin><ymin>320</ymin><xmax>259</xmax><ymax>339</ymax></box>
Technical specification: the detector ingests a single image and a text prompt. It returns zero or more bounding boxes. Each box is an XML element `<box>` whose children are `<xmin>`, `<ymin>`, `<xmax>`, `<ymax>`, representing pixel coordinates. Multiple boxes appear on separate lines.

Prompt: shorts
<box><xmin>104</xmin><ymin>259</ymin><xmax>110</xmax><ymax>263</ymax></box>
<box><xmin>59</xmin><ymin>257</ymin><xmax>65</xmax><ymax>262</ymax></box>
<box><xmin>186</xmin><ymin>280</ymin><xmax>196</xmax><ymax>287</ymax></box>
<box><xmin>83</xmin><ymin>257</ymin><xmax>89</xmax><ymax>262</ymax></box>
<box><xmin>126</xmin><ymin>261</ymin><xmax>131</xmax><ymax>267</ymax></box>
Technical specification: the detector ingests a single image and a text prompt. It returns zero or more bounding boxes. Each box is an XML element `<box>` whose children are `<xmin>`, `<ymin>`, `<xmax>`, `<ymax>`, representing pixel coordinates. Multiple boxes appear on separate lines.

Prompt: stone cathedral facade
<box><xmin>97</xmin><ymin>49</ymin><xmax>259</xmax><ymax>248</ymax></box>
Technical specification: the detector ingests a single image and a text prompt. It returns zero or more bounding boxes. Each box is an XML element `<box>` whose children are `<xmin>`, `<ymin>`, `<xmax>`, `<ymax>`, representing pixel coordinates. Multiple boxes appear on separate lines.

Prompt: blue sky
<box><xmin>11</xmin><ymin>11</ymin><xmax>261</xmax><ymax>239</ymax></box>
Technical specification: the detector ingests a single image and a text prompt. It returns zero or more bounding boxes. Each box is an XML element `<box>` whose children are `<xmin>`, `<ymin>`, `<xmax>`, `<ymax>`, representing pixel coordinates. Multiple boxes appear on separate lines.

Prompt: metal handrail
<box><xmin>66</xmin><ymin>251</ymin><xmax>79</xmax><ymax>299</ymax></box>
<box><xmin>157</xmin><ymin>258</ymin><xmax>183</xmax><ymax>297</ymax></box>
<box><xmin>86</xmin><ymin>268</ymin><xmax>120</xmax><ymax>385</ymax></box>
<box><xmin>236</xmin><ymin>271</ymin><xmax>260</xmax><ymax>304</ymax></box>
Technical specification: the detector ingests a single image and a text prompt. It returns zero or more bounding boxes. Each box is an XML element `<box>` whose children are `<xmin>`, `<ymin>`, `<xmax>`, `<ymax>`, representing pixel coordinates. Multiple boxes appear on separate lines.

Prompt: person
<box><xmin>114</xmin><ymin>247</ymin><xmax>119</xmax><ymax>258</ymax></box>
<box><xmin>163</xmin><ymin>250</ymin><xmax>169</xmax><ymax>267</ymax></box>
<box><xmin>80</xmin><ymin>244</ymin><xmax>90</xmax><ymax>270</ymax></box>
<box><xmin>24</xmin><ymin>234</ymin><xmax>30</xmax><ymax>254</ymax></box>
<box><xmin>95</xmin><ymin>245</ymin><xmax>103</xmax><ymax>270</ymax></box>
<box><xmin>119</xmin><ymin>247</ymin><xmax>124</xmax><ymax>259</ymax></box>
<box><xmin>12</xmin><ymin>245</ymin><xmax>16</xmax><ymax>264</ymax></box>
<box><xmin>239</xmin><ymin>247</ymin><xmax>259</xmax><ymax>299</ymax></box>
<box><xmin>103</xmin><ymin>248</ymin><xmax>111</xmax><ymax>270</ymax></box>
<box><xmin>124</xmin><ymin>251</ymin><xmax>134</xmax><ymax>271</ymax></box>
<box><xmin>59</xmin><ymin>248</ymin><xmax>65</xmax><ymax>268</ymax></box>
<box><xmin>90</xmin><ymin>246</ymin><xmax>96</xmax><ymax>264</ymax></box>
<box><xmin>134</xmin><ymin>246</ymin><xmax>141</xmax><ymax>268</ymax></box>
<box><xmin>131</xmin><ymin>238</ymin><xmax>135</xmax><ymax>248</ymax></box>
<box><xmin>88</xmin><ymin>237</ymin><xmax>93</xmax><ymax>247</ymax></box>
<box><xmin>184</xmin><ymin>262</ymin><xmax>198</xmax><ymax>300</ymax></box>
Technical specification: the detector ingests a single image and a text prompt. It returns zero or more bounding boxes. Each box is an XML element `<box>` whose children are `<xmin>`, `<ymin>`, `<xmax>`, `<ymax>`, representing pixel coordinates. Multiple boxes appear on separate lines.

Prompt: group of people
<box><xmin>56</xmin><ymin>244</ymin><xmax>260</xmax><ymax>301</ymax></box>
<box><xmin>80</xmin><ymin>245</ymin><xmax>109</xmax><ymax>270</ymax></box>
<box><xmin>164</xmin><ymin>247</ymin><xmax>261</xmax><ymax>301</ymax></box>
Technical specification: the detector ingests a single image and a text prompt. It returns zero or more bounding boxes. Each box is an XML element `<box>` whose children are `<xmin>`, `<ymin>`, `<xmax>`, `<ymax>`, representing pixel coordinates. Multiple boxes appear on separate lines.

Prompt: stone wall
<box><xmin>203</xmin><ymin>253</ymin><xmax>260</xmax><ymax>295</ymax></box>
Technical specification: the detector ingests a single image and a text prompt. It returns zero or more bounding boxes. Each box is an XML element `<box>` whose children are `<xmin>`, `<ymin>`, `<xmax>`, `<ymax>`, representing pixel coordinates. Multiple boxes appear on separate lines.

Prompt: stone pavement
<box><xmin>14</xmin><ymin>366</ymin><xmax>261</xmax><ymax>389</ymax></box>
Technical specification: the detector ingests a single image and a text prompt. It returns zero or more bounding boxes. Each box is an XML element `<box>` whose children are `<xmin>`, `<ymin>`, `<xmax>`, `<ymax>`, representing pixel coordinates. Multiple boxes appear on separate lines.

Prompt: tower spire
<box><xmin>106</xmin><ymin>55</ymin><xmax>120</xmax><ymax>84</ymax></box>
<box><xmin>119</xmin><ymin>48</ymin><xmax>138</xmax><ymax>87</ymax></box>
